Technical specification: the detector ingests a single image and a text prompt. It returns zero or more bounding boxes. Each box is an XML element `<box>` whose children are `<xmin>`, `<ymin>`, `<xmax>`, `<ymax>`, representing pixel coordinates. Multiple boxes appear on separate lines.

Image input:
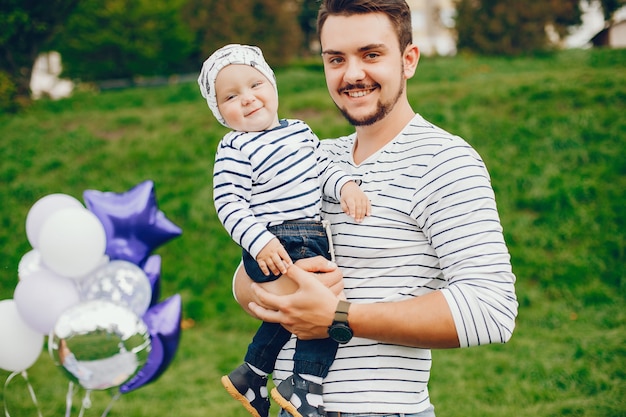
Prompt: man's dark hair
<box><xmin>317</xmin><ymin>0</ymin><xmax>413</xmax><ymax>50</ymax></box>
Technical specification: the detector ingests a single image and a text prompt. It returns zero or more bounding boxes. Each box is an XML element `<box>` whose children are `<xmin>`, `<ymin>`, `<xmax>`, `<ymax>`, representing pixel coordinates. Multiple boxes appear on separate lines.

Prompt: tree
<box><xmin>51</xmin><ymin>0</ymin><xmax>194</xmax><ymax>81</ymax></box>
<box><xmin>0</xmin><ymin>0</ymin><xmax>79</xmax><ymax>103</ymax></box>
<box><xmin>297</xmin><ymin>0</ymin><xmax>320</xmax><ymax>55</ymax></box>
<box><xmin>455</xmin><ymin>0</ymin><xmax>583</xmax><ymax>55</ymax></box>
<box><xmin>595</xmin><ymin>0</ymin><xmax>626</xmax><ymax>21</ymax></box>
<box><xmin>183</xmin><ymin>0</ymin><xmax>301</xmax><ymax>68</ymax></box>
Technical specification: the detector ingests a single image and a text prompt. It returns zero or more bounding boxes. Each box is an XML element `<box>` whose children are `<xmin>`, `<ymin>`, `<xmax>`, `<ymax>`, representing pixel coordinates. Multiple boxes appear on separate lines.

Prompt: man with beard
<box><xmin>233</xmin><ymin>1</ymin><xmax>518</xmax><ymax>416</ymax></box>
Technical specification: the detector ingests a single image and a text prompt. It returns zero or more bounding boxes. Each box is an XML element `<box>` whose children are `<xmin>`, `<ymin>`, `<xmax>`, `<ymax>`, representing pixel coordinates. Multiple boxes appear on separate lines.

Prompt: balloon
<box><xmin>120</xmin><ymin>294</ymin><xmax>182</xmax><ymax>393</ymax></box>
<box><xmin>83</xmin><ymin>180</ymin><xmax>182</xmax><ymax>266</ymax></box>
<box><xmin>0</xmin><ymin>300</ymin><xmax>44</xmax><ymax>372</ymax></box>
<box><xmin>25</xmin><ymin>193</ymin><xmax>84</xmax><ymax>249</ymax></box>
<box><xmin>38</xmin><ymin>207</ymin><xmax>107</xmax><ymax>279</ymax></box>
<box><xmin>49</xmin><ymin>300</ymin><xmax>151</xmax><ymax>391</ymax></box>
<box><xmin>17</xmin><ymin>249</ymin><xmax>43</xmax><ymax>280</ymax></box>
<box><xmin>143</xmin><ymin>255</ymin><xmax>161</xmax><ymax>307</ymax></box>
<box><xmin>14</xmin><ymin>269</ymin><xmax>81</xmax><ymax>334</ymax></box>
<box><xmin>80</xmin><ymin>260</ymin><xmax>152</xmax><ymax>317</ymax></box>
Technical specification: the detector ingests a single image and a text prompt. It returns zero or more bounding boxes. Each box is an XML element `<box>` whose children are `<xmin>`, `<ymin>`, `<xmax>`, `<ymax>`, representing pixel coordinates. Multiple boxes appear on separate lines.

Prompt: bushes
<box><xmin>0</xmin><ymin>70</ymin><xmax>17</xmax><ymax>113</ymax></box>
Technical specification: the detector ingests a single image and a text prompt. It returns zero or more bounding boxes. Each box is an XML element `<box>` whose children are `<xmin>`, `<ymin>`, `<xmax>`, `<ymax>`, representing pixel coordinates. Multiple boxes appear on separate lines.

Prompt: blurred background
<box><xmin>0</xmin><ymin>1</ymin><xmax>625</xmax><ymax>416</ymax></box>
<box><xmin>1</xmin><ymin>0</ymin><xmax>625</xmax><ymax>109</ymax></box>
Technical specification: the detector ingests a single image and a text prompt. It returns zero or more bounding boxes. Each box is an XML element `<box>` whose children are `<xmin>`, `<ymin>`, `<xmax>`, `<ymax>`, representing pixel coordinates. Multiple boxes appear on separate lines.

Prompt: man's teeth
<box><xmin>348</xmin><ymin>90</ymin><xmax>369</xmax><ymax>97</ymax></box>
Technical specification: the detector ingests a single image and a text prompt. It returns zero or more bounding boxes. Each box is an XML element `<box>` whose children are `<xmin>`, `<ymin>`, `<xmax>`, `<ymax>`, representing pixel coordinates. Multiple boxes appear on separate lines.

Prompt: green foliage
<box><xmin>0</xmin><ymin>49</ymin><xmax>624</xmax><ymax>416</ymax></box>
<box><xmin>0</xmin><ymin>70</ymin><xmax>17</xmax><ymax>113</ymax></box>
<box><xmin>0</xmin><ymin>0</ymin><xmax>79</xmax><ymax>98</ymax></box>
<box><xmin>51</xmin><ymin>0</ymin><xmax>194</xmax><ymax>80</ymax></box>
<box><xmin>455</xmin><ymin>0</ymin><xmax>583</xmax><ymax>55</ymax></box>
<box><xmin>183</xmin><ymin>0</ymin><xmax>302</xmax><ymax>68</ymax></box>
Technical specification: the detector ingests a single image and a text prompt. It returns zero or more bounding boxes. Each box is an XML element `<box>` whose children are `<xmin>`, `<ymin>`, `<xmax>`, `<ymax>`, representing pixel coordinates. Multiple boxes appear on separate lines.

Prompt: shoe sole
<box><xmin>270</xmin><ymin>387</ymin><xmax>304</xmax><ymax>417</ymax></box>
<box><xmin>221</xmin><ymin>375</ymin><xmax>264</xmax><ymax>417</ymax></box>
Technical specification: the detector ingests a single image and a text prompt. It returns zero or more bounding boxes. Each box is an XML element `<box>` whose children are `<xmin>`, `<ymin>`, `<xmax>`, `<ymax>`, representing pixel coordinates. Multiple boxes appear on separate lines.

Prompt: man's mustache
<box><xmin>338</xmin><ymin>83</ymin><xmax>378</xmax><ymax>94</ymax></box>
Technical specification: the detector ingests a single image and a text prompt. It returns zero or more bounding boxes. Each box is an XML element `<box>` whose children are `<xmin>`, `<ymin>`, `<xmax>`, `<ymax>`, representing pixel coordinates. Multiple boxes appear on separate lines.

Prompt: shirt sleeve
<box><xmin>414</xmin><ymin>139</ymin><xmax>518</xmax><ymax>347</ymax></box>
<box><xmin>313</xmin><ymin>132</ymin><xmax>353</xmax><ymax>201</ymax></box>
<box><xmin>213</xmin><ymin>137</ymin><xmax>275</xmax><ymax>258</ymax></box>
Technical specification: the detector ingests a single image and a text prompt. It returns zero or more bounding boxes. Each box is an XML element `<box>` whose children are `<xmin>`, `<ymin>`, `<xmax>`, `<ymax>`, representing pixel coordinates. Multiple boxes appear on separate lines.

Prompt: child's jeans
<box><xmin>243</xmin><ymin>220</ymin><xmax>337</xmax><ymax>377</ymax></box>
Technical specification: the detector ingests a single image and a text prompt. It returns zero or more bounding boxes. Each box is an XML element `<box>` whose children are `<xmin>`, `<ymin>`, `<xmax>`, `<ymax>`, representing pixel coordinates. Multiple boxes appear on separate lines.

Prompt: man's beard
<box><xmin>336</xmin><ymin>79</ymin><xmax>404</xmax><ymax>127</ymax></box>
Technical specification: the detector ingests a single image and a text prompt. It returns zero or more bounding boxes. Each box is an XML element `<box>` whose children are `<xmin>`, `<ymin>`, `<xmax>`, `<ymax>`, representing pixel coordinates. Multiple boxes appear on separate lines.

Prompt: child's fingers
<box><xmin>258</xmin><ymin>260</ymin><xmax>271</xmax><ymax>276</ymax></box>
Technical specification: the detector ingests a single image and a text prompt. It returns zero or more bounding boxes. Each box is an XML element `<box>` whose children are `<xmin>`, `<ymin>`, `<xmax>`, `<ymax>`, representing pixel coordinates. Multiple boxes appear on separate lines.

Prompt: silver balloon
<box><xmin>49</xmin><ymin>300</ymin><xmax>151</xmax><ymax>390</ymax></box>
<box><xmin>80</xmin><ymin>260</ymin><xmax>152</xmax><ymax>317</ymax></box>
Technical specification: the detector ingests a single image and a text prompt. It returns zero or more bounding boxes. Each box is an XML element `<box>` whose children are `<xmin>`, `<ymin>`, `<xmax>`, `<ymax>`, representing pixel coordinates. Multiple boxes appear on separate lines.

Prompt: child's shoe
<box><xmin>271</xmin><ymin>374</ymin><xmax>326</xmax><ymax>417</ymax></box>
<box><xmin>221</xmin><ymin>363</ymin><xmax>270</xmax><ymax>417</ymax></box>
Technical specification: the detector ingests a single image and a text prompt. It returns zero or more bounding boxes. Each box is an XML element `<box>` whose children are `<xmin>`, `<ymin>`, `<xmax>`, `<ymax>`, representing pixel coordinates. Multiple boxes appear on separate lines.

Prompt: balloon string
<box><xmin>20</xmin><ymin>371</ymin><xmax>43</xmax><ymax>417</ymax></box>
<box><xmin>100</xmin><ymin>391</ymin><xmax>121</xmax><ymax>417</ymax></box>
<box><xmin>3</xmin><ymin>371</ymin><xmax>43</xmax><ymax>417</ymax></box>
<box><xmin>3</xmin><ymin>372</ymin><xmax>19</xmax><ymax>417</ymax></box>
<box><xmin>77</xmin><ymin>389</ymin><xmax>92</xmax><ymax>417</ymax></box>
<box><xmin>65</xmin><ymin>381</ymin><xmax>74</xmax><ymax>417</ymax></box>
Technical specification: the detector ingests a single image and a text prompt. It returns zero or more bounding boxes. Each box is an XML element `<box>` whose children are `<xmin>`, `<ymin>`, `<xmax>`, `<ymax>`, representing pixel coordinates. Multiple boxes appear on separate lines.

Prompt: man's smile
<box><xmin>340</xmin><ymin>84</ymin><xmax>378</xmax><ymax>98</ymax></box>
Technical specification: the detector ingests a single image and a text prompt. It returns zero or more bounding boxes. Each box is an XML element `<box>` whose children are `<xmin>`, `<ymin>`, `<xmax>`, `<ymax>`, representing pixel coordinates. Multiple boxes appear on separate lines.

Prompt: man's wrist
<box><xmin>328</xmin><ymin>299</ymin><xmax>353</xmax><ymax>344</ymax></box>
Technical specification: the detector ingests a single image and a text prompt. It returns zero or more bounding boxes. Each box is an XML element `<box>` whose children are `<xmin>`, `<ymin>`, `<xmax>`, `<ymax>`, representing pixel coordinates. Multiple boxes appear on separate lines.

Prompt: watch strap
<box><xmin>334</xmin><ymin>300</ymin><xmax>351</xmax><ymax>323</ymax></box>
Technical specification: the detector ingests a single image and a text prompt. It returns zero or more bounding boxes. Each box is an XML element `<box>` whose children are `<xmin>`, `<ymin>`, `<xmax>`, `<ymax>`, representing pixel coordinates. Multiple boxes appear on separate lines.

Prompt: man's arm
<box><xmin>248</xmin><ymin>262</ymin><xmax>461</xmax><ymax>349</ymax></box>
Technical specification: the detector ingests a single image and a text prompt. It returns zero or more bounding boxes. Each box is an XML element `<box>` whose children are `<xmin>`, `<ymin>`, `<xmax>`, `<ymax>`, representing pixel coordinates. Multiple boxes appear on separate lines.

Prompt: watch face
<box><xmin>329</xmin><ymin>323</ymin><xmax>353</xmax><ymax>344</ymax></box>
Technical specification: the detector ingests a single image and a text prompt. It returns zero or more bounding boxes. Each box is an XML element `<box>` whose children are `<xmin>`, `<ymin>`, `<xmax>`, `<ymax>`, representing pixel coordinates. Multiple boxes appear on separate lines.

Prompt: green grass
<box><xmin>1</xmin><ymin>48</ymin><xmax>625</xmax><ymax>416</ymax></box>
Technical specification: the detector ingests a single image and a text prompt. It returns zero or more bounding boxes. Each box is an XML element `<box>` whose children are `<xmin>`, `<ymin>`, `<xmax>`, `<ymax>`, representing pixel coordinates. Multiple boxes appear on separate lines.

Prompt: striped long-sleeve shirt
<box><xmin>213</xmin><ymin>119</ymin><xmax>352</xmax><ymax>258</ymax></box>
<box><xmin>273</xmin><ymin>113</ymin><xmax>518</xmax><ymax>414</ymax></box>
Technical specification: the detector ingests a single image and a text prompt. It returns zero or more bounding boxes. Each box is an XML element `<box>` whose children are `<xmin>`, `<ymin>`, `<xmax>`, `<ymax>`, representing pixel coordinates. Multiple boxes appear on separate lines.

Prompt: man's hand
<box><xmin>248</xmin><ymin>258</ymin><xmax>342</xmax><ymax>340</ymax></box>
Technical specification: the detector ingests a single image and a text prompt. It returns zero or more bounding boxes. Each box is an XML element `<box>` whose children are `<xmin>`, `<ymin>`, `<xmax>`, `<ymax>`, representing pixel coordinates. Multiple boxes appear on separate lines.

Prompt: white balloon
<box><xmin>39</xmin><ymin>207</ymin><xmax>107</xmax><ymax>279</ymax></box>
<box><xmin>25</xmin><ymin>194</ymin><xmax>84</xmax><ymax>249</ymax></box>
<box><xmin>0</xmin><ymin>299</ymin><xmax>44</xmax><ymax>372</ymax></box>
<box><xmin>14</xmin><ymin>269</ymin><xmax>81</xmax><ymax>334</ymax></box>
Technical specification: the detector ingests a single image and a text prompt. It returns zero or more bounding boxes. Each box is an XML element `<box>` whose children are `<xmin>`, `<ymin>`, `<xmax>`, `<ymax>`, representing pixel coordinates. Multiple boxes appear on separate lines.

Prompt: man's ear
<box><xmin>403</xmin><ymin>44</ymin><xmax>420</xmax><ymax>79</ymax></box>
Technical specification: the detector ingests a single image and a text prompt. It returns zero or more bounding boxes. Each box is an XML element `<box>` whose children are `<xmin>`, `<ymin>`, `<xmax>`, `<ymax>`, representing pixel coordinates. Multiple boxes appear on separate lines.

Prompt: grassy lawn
<box><xmin>0</xmin><ymin>48</ymin><xmax>624</xmax><ymax>416</ymax></box>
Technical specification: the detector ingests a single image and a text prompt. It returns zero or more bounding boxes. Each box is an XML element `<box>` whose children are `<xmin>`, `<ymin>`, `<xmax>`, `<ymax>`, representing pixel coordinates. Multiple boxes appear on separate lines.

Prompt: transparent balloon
<box><xmin>17</xmin><ymin>249</ymin><xmax>43</xmax><ymax>280</ymax></box>
<box><xmin>49</xmin><ymin>300</ymin><xmax>151</xmax><ymax>390</ymax></box>
<box><xmin>80</xmin><ymin>260</ymin><xmax>152</xmax><ymax>317</ymax></box>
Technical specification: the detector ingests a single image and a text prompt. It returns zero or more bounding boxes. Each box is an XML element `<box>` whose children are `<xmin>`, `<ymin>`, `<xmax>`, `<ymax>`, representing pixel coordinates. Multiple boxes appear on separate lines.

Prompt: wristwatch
<box><xmin>328</xmin><ymin>300</ymin><xmax>353</xmax><ymax>344</ymax></box>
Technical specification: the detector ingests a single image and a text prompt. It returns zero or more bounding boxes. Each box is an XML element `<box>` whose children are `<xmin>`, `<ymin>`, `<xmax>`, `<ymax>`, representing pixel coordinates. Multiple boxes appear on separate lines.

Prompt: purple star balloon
<box><xmin>83</xmin><ymin>180</ymin><xmax>182</xmax><ymax>266</ymax></box>
<box><xmin>119</xmin><ymin>294</ymin><xmax>182</xmax><ymax>393</ymax></box>
<box><xmin>143</xmin><ymin>254</ymin><xmax>162</xmax><ymax>308</ymax></box>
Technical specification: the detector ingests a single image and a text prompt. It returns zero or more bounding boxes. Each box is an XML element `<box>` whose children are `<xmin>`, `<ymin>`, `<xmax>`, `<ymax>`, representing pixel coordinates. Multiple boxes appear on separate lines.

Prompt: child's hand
<box><xmin>340</xmin><ymin>181</ymin><xmax>371</xmax><ymax>222</ymax></box>
<box><xmin>257</xmin><ymin>238</ymin><xmax>292</xmax><ymax>276</ymax></box>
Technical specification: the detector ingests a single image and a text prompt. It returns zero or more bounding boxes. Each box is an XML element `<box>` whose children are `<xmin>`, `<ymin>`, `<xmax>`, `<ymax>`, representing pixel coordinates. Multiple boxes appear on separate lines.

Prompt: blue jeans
<box><xmin>278</xmin><ymin>406</ymin><xmax>436</xmax><ymax>417</ymax></box>
<box><xmin>243</xmin><ymin>220</ymin><xmax>337</xmax><ymax>377</ymax></box>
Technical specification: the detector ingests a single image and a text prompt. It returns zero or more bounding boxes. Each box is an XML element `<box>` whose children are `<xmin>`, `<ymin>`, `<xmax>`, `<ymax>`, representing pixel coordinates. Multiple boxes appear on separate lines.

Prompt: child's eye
<box><xmin>251</xmin><ymin>81</ymin><xmax>263</xmax><ymax>88</ymax></box>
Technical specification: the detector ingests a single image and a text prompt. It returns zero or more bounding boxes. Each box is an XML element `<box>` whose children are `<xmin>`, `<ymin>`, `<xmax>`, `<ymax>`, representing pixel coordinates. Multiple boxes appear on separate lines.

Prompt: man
<box><xmin>234</xmin><ymin>0</ymin><xmax>518</xmax><ymax>416</ymax></box>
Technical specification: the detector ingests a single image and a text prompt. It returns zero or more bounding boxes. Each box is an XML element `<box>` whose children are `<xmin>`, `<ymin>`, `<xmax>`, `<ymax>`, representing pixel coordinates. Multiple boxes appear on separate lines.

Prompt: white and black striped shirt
<box><xmin>273</xmin><ymin>114</ymin><xmax>518</xmax><ymax>414</ymax></box>
<box><xmin>213</xmin><ymin>119</ymin><xmax>352</xmax><ymax>258</ymax></box>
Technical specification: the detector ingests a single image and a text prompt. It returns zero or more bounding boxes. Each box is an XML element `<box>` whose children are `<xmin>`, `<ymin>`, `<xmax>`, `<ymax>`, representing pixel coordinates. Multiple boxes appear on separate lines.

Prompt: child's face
<box><xmin>215</xmin><ymin>64</ymin><xmax>280</xmax><ymax>132</ymax></box>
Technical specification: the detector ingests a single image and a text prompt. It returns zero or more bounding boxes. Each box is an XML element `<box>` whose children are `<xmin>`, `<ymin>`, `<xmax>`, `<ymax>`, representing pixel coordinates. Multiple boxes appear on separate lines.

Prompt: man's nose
<box><xmin>344</xmin><ymin>57</ymin><xmax>365</xmax><ymax>84</ymax></box>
